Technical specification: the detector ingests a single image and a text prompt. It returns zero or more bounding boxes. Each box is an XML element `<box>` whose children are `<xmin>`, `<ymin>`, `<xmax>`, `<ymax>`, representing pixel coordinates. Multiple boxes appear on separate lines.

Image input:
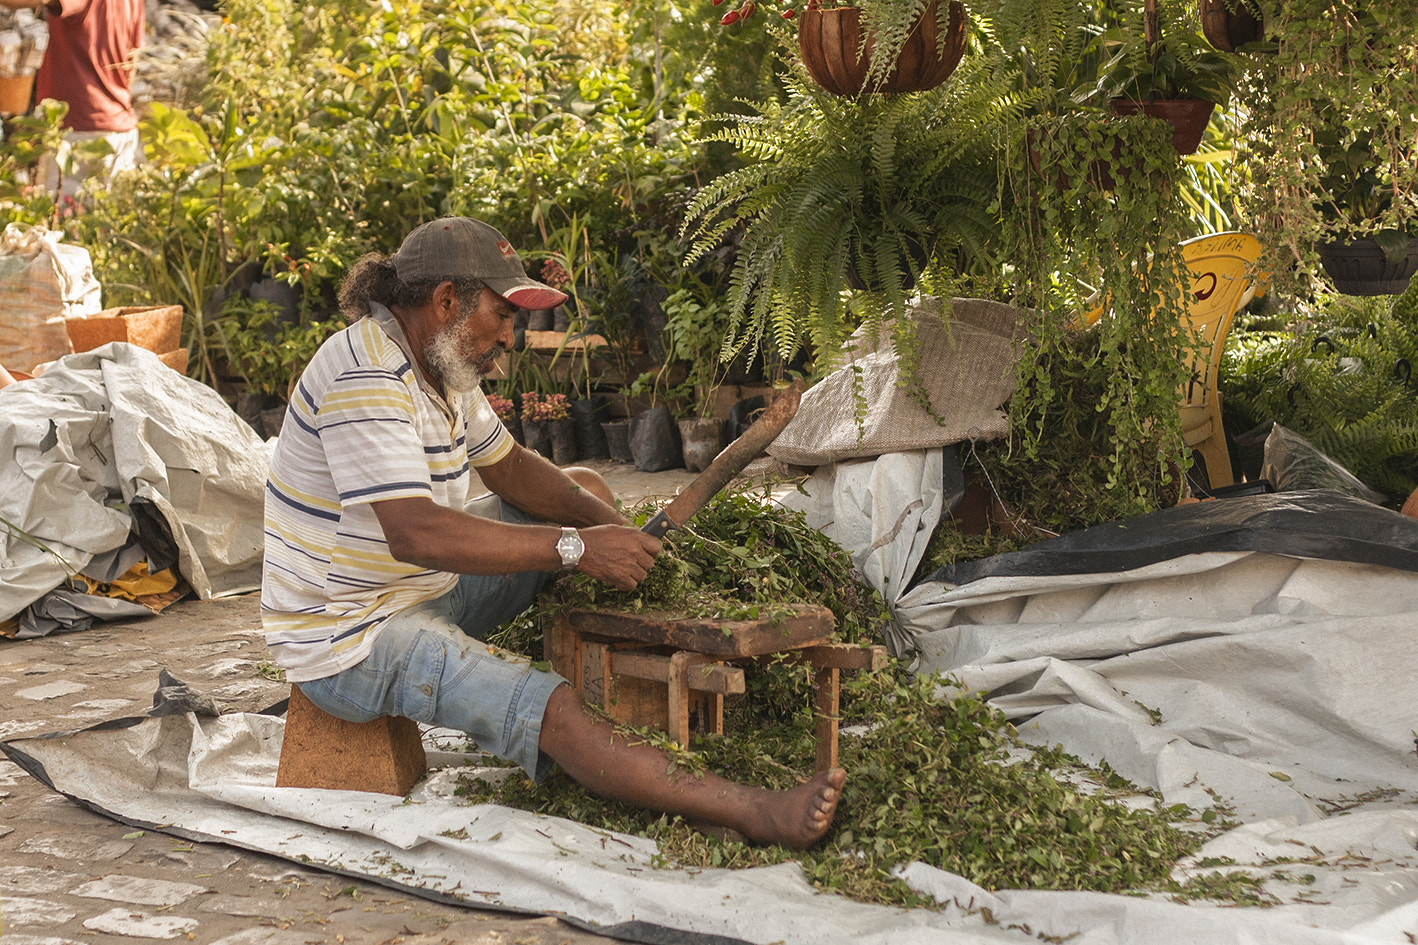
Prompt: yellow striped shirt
<box><xmin>261</xmin><ymin>305</ymin><xmax>512</xmax><ymax>682</ymax></box>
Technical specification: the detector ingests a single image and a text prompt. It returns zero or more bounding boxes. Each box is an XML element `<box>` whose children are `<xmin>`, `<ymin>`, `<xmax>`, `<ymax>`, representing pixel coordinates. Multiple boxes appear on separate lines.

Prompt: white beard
<box><xmin>424</xmin><ymin>315</ymin><xmax>483</xmax><ymax>393</ymax></box>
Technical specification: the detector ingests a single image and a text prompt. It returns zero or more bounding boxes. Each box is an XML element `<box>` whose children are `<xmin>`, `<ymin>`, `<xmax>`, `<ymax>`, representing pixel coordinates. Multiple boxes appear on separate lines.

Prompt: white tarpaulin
<box><xmin>776</xmin><ymin>449</ymin><xmax>945</xmax><ymax>655</ymax></box>
<box><xmin>0</xmin><ymin>342</ymin><xmax>272</xmax><ymax>629</ymax></box>
<box><xmin>3</xmin><ymin>458</ymin><xmax>1416</xmax><ymax>944</ymax></box>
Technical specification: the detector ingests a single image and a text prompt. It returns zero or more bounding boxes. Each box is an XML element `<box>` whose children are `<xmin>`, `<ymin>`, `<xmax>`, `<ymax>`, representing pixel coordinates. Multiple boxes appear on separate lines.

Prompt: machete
<box><xmin>640</xmin><ymin>379</ymin><xmax>803</xmax><ymax>538</ymax></box>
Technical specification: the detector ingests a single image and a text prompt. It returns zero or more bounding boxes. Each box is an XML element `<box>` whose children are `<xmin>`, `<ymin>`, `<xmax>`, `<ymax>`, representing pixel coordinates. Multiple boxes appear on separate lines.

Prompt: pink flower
<box><xmin>486</xmin><ymin>393</ymin><xmax>515</xmax><ymax>421</ymax></box>
<box><xmin>520</xmin><ymin>391</ymin><xmax>571</xmax><ymax>422</ymax></box>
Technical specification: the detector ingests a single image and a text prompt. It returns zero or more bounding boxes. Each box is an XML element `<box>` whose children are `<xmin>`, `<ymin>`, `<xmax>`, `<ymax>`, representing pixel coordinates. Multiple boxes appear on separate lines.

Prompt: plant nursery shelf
<box><xmin>523</xmin><ymin>329</ymin><xmax>607</xmax><ymax>353</ymax></box>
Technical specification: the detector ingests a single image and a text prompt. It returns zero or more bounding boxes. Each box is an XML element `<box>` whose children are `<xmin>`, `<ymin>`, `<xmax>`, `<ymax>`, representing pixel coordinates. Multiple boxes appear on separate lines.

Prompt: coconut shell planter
<box><xmin>1107</xmin><ymin>98</ymin><xmax>1217</xmax><ymax>156</ymax></box>
<box><xmin>798</xmin><ymin>0</ymin><xmax>968</xmax><ymax>96</ymax></box>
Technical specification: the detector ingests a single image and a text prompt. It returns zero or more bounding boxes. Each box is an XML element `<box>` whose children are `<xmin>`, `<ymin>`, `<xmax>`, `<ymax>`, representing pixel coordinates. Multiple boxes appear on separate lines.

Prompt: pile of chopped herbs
<box><xmin>489</xmin><ymin>485</ymin><xmax>892</xmax><ymax>658</ymax></box>
<box><xmin>455</xmin><ymin>667</ymin><xmax>1256</xmax><ymax>905</ymax></box>
<box><xmin>471</xmin><ymin>486</ymin><xmax>1260</xmax><ymax>907</ymax></box>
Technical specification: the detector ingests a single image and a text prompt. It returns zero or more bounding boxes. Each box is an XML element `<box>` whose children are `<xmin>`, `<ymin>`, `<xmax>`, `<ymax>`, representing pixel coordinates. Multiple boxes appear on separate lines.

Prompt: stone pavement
<box><xmin>0</xmin><ymin>461</ymin><xmax>697</xmax><ymax>945</ymax></box>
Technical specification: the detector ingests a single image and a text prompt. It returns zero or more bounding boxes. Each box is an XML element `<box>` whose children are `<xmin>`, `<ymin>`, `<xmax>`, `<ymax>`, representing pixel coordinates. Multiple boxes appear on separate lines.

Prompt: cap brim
<box><xmin>490</xmin><ymin>278</ymin><xmax>568</xmax><ymax>312</ymax></box>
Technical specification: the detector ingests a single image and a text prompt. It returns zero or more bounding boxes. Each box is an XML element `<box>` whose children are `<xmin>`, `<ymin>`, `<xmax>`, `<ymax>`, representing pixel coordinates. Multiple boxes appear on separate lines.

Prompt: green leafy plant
<box><xmin>658</xmin><ymin>286</ymin><xmax>731</xmax><ymax>417</ymax></box>
<box><xmin>0</xmin><ymin>100</ymin><xmax>68</xmax><ymax>230</ymax></box>
<box><xmin>683</xmin><ymin>55</ymin><xmax>1019</xmax><ymax>390</ymax></box>
<box><xmin>1237</xmin><ymin>2</ymin><xmax>1418</xmax><ymax>287</ymax></box>
<box><xmin>491</xmin><ymin>485</ymin><xmax>890</xmax><ymax>657</ymax></box>
<box><xmin>1000</xmin><ymin>106</ymin><xmax>1198</xmax><ymax>522</ymax></box>
<box><xmin>1075</xmin><ymin>1</ymin><xmax>1238</xmax><ymax>107</ymax></box>
<box><xmin>1220</xmin><ymin>282</ymin><xmax>1418</xmax><ymax>503</ymax></box>
<box><xmin>456</xmin><ymin>665</ymin><xmax>1242</xmax><ymax>904</ymax></box>
<box><xmin>216</xmin><ymin>302</ymin><xmax>347</xmax><ymax>399</ymax></box>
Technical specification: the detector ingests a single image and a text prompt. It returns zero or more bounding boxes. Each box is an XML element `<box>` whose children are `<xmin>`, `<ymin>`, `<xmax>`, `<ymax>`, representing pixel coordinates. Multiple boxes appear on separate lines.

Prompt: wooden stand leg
<box><xmin>798</xmin><ymin>643</ymin><xmax>887</xmax><ymax>773</ymax></box>
<box><xmin>546</xmin><ymin>617</ymin><xmax>583</xmax><ymax>690</ymax></box>
<box><xmin>667</xmin><ymin>651</ymin><xmax>695</xmax><ymax>747</ymax></box>
<box><xmin>813</xmin><ymin>666</ymin><xmax>840</xmax><ymax>773</ymax></box>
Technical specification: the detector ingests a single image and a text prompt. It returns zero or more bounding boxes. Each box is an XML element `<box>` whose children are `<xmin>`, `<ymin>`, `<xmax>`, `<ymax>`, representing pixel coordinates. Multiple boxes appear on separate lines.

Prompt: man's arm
<box><xmin>370</xmin><ymin>454</ymin><xmax>660</xmax><ymax>591</ymax></box>
<box><xmin>476</xmin><ymin>441</ymin><xmax>625</xmax><ymax>528</ymax></box>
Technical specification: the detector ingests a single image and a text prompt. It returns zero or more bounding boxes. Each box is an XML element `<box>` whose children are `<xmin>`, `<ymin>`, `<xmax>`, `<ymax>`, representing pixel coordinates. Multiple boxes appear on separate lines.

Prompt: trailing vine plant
<box><xmin>996</xmin><ymin>108</ymin><xmax>1197</xmax><ymax>523</ymax></box>
<box><xmin>1236</xmin><ymin>2</ymin><xmax>1418</xmax><ymax>295</ymax></box>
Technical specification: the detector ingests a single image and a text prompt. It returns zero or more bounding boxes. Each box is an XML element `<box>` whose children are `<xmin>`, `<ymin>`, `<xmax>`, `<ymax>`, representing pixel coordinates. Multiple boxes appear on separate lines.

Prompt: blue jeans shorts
<box><xmin>298</xmin><ymin>495</ymin><xmax>567</xmax><ymax>781</ymax></box>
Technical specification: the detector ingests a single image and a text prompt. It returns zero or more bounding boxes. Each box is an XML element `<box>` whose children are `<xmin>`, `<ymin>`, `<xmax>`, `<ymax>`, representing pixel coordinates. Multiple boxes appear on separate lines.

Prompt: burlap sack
<box><xmin>766</xmin><ymin>297</ymin><xmax>1025</xmax><ymax>467</ymax></box>
<box><xmin>0</xmin><ymin>223</ymin><xmax>102</xmax><ymax>373</ymax></box>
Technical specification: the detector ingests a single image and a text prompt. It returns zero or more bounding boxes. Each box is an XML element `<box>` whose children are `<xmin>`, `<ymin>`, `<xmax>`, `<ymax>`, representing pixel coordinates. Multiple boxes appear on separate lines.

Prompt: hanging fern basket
<box><xmin>1107</xmin><ymin>98</ymin><xmax>1217</xmax><ymax>156</ymax></box>
<box><xmin>1197</xmin><ymin>0</ymin><xmax>1264</xmax><ymax>52</ymax></box>
<box><xmin>798</xmin><ymin>0</ymin><xmax>968</xmax><ymax>96</ymax></box>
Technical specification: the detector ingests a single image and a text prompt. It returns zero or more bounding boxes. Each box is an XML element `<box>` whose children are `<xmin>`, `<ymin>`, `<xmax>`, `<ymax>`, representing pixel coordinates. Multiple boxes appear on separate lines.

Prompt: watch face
<box><xmin>558</xmin><ymin>529</ymin><xmax>583</xmax><ymax>566</ymax></box>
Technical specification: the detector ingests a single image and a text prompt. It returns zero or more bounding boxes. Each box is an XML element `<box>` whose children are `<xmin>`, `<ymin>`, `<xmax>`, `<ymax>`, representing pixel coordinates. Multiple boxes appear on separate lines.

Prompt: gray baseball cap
<box><xmin>392</xmin><ymin>217</ymin><xmax>568</xmax><ymax>311</ymax></box>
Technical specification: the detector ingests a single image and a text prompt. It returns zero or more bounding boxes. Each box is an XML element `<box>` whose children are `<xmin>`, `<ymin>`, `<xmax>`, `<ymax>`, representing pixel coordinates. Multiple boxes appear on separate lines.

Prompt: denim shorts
<box><xmin>297</xmin><ymin>495</ymin><xmax>566</xmax><ymax>780</ymax></box>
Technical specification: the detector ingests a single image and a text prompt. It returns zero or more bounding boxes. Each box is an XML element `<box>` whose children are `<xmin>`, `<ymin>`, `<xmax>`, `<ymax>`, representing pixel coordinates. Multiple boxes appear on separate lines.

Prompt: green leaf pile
<box><xmin>456</xmin><ymin>669</ymin><xmax>1242</xmax><ymax>906</ymax></box>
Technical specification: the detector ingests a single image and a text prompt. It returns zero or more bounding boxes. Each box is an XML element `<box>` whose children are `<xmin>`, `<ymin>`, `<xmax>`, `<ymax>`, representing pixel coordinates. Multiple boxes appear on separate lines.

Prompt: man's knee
<box><xmin>563</xmin><ymin>466</ymin><xmax>615</xmax><ymax>507</ymax></box>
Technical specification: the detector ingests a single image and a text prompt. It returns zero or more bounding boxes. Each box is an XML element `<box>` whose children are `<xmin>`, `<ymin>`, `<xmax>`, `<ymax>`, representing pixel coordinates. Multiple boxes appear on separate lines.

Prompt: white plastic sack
<box><xmin>0</xmin><ymin>223</ymin><xmax>101</xmax><ymax>372</ymax></box>
<box><xmin>767</xmin><ymin>297</ymin><xmax>1022</xmax><ymax>467</ymax></box>
<box><xmin>777</xmin><ymin>450</ymin><xmax>944</xmax><ymax>655</ymax></box>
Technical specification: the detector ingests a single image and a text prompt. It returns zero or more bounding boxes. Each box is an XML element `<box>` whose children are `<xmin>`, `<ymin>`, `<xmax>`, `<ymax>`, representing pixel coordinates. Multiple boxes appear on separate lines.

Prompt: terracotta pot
<box><xmin>0</xmin><ymin>73</ymin><xmax>34</xmax><ymax>116</ymax></box>
<box><xmin>1198</xmin><ymin>0</ymin><xmax>1264</xmax><ymax>52</ymax></box>
<box><xmin>798</xmin><ymin>0</ymin><xmax>968</xmax><ymax>96</ymax></box>
<box><xmin>1108</xmin><ymin>98</ymin><xmax>1217</xmax><ymax>156</ymax></box>
<box><xmin>1317</xmin><ymin>237</ymin><xmax>1418</xmax><ymax>296</ymax></box>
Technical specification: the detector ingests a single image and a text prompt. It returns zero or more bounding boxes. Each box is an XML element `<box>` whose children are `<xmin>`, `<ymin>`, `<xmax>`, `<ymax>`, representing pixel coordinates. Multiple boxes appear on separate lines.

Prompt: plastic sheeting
<box><xmin>4</xmin><ymin>453</ymin><xmax>1417</xmax><ymax>944</ymax></box>
<box><xmin>2</xmin><ymin>688</ymin><xmax>1412</xmax><ymax>945</ymax></box>
<box><xmin>0</xmin><ymin>342</ymin><xmax>272</xmax><ymax>627</ymax></box>
<box><xmin>776</xmin><ymin>449</ymin><xmax>945</xmax><ymax>656</ymax></box>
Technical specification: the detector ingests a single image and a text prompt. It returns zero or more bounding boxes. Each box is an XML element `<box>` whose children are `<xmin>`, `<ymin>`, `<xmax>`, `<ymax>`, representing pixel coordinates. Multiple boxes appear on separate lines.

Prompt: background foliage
<box><xmin>2</xmin><ymin>0</ymin><xmax>1412</xmax><ymax>520</ymax></box>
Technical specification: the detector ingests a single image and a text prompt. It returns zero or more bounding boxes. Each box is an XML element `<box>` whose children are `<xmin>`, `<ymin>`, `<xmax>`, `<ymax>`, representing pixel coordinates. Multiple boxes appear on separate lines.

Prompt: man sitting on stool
<box><xmin>262</xmin><ymin>217</ymin><xmax>844</xmax><ymax>848</ymax></box>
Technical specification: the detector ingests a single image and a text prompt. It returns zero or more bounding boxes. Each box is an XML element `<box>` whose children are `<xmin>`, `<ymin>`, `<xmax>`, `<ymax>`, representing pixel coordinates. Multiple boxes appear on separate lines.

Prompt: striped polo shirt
<box><xmin>261</xmin><ymin>303</ymin><xmax>513</xmax><ymax>682</ymax></box>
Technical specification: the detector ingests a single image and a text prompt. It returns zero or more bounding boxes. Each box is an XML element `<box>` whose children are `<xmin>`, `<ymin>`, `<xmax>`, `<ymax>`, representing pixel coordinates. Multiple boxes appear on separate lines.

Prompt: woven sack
<box><xmin>0</xmin><ymin>223</ymin><xmax>101</xmax><ymax>373</ymax></box>
<box><xmin>767</xmin><ymin>297</ymin><xmax>1024</xmax><ymax>467</ymax></box>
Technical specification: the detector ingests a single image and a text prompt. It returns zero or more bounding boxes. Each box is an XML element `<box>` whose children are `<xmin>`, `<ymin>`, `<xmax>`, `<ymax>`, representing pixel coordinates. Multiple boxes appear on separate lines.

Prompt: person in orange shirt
<box><xmin>0</xmin><ymin>0</ymin><xmax>144</xmax><ymax>196</ymax></box>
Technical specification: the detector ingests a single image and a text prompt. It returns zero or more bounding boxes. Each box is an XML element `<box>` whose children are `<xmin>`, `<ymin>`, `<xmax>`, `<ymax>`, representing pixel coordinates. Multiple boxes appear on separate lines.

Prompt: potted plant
<box><xmin>1072</xmin><ymin>0</ymin><xmax>1239</xmax><ymax>156</ymax></box>
<box><xmin>1237</xmin><ymin>1</ymin><xmax>1418</xmax><ymax>297</ymax></box>
<box><xmin>716</xmin><ymin>0</ymin><xmax>970</xmax><ymax>95</ymax></box>
<box><xmin>1312</xmin><ymin>134</ymin><xmax>1418</xmax><ymax>296</ymax></box>
<box><xmin>520</xmin><ymin>391</ymin><xmax>575</xmax><ymax>464</ymax></box>
<box><xmin>660</xmin><ymin>286</ymin><xmax>731</xmax><ymax>471</ymax></box>
<box><xmin>682</xmin><ymin>53</ymin><xmax>1007</xmax><ymax>408</ymax></box>
<box><xmin>486</xmin><ymin>391</ymin><xmax>522</xmax><ymax>444</ymax></box>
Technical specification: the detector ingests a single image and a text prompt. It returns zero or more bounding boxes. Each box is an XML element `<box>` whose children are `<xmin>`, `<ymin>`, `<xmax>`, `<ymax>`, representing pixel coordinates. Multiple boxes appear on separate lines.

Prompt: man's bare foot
<box><xmin>741</xmin><ymin>767</ymin><xmax>846</xmax><ymax>850</ymax></box>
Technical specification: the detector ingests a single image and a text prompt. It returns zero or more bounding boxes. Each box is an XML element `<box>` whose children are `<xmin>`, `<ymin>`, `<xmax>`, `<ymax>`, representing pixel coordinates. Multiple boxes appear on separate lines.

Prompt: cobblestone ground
<box><xmin>0</xmin><ymin>461</ymin><xmax>696</xmax><ymax>945</ymax></box>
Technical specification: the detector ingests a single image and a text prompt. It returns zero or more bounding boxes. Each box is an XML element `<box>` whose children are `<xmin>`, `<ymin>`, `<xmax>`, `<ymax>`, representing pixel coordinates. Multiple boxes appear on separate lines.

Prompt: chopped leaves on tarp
<box><xmin>480</xmin><ymin>489</ymin><xmax>1254</xmax><ymax>908</ymax></box>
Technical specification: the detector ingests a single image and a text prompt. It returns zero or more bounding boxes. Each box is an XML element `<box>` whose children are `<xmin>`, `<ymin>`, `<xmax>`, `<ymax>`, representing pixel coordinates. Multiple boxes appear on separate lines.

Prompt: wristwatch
<box><xmin>556</xmin><ymin>527</ymin><xmax>584</xmax><ymax>569</ymax></box>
